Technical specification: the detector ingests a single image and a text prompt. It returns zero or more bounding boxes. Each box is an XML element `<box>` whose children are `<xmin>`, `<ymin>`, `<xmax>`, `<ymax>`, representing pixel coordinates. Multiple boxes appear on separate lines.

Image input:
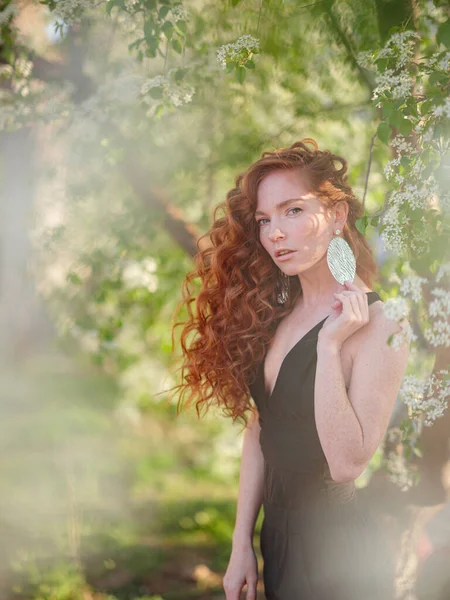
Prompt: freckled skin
<box><xmin>255</xmin><ymin>169</ymin><xmax>366</xmax><ymax>309</ymax></box>
<box><xmin>256</xmin><ymin>170</ymin><xmax>332</xmax><ymax>271</ymax></box>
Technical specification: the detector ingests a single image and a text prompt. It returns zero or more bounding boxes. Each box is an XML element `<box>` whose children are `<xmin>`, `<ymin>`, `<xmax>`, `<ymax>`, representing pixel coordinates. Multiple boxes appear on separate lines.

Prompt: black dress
<box><xmin>248</xmin><ymin>291</ymin><xmax>396</xmax><ymax>600</ymax></box>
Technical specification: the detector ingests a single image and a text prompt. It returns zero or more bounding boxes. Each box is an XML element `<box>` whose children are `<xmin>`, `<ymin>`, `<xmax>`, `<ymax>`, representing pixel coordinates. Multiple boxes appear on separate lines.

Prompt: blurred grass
<box><xmin>1</xmin><ymin>349</ymin><xmax>263</xmax><ymax>599</ymax></box>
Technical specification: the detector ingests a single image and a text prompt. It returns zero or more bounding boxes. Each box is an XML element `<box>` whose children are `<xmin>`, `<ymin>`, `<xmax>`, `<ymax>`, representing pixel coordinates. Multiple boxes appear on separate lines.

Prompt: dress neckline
<box><xmin>261</xmin><ymin>291</ymin><xmax>380</xmax><ymax>402</ymax></box>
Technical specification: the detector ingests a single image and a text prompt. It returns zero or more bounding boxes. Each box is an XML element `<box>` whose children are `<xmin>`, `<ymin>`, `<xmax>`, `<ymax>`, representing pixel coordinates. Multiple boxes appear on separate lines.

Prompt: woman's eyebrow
<box><xmin>255</xmin><ymin>197</ymin><xmax>304</xmax><ymax>216</ymax></box>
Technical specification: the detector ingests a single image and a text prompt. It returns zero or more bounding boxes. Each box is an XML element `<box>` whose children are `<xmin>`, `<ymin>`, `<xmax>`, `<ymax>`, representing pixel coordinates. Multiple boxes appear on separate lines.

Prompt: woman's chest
<box><xmin>263</xmin><ymin>322</ymin><xmax>356</xmax><ymax>400</ymax></box>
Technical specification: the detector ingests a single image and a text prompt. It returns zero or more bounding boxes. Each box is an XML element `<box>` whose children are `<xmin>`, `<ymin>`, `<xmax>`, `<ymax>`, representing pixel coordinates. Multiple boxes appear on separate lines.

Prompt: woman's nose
<box><xmin>268</xmin><ymin>227</ymin><xmax>285</xmax><ymax>241</ymax></box>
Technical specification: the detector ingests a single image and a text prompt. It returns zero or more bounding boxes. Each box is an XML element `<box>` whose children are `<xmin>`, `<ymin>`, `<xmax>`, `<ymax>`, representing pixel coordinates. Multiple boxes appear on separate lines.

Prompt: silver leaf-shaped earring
<box><xmin>326</xmin><ymin>230</ymin><xmax>356</xmax><ymax>285</ymax></box>
<box><xmin>276</xmin><ymin>269</ymin><xmax>290</xmax><ymax>304</ymax></box>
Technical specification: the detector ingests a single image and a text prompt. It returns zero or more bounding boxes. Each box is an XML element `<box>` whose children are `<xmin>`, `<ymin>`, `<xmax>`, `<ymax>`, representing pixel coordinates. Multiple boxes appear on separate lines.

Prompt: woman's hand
<box><xmin>223</xmin><ymin>541</ymin><xmax>259</xmax><ymax>600</ymax></box>
<box><xmin>319</xmin><ymin>280</ymin><xmax>371</xmax><ymax>350</ymax></box>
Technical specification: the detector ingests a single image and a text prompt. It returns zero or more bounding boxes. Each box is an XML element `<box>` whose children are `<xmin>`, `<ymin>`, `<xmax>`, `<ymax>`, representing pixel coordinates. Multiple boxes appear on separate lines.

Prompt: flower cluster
<box><xmin>399</xmin><ymin>274</ymin><xmax>428</xmax><ymax>304</ymax></box>
<box><xmin>384</xmin><ymin>440</ymin><xmax>420</xmax><ymax>491</ymax></box>
<box><xmin>124</xmin><ymin>0</ymin><xmax>139</xmax><ymax>9</ymax></box>
<box><xmin>140</xmin><ymin>69</ymin><xmax>195</xmax><ymax>112</ymax></box>
<box><xmin>372</xmin><ymin>69</ymin><xmax>413</xmax><ymax>100</ymax></box>
<box><xmin>400</xmin><ymin>370</ymin><xmax>450</xmax><ymax>426</ymax></box>
<box><xmin>357</xmin><ymin>31</ymin><xmax>419</xmax><ymax>101</ymax></box>
<box><xmin>423</xmin><ymin>286</ymin><xmax>450</xmax><ymax>349</ymax></box>
<box><xmin>216</xmin><ymin>34</ymin><xmax>259</xmax><ymax>70</ymax></box>
<box><xmin>428</xmin><ymin>50</ymin><xmax>450</xmax><ymax>71</ymax></box>
<box><xmin>50</xmin><ymin>0</ymin><xmax>97</xmax><ymax>25</ymax></box>
<box><xmin>381</xmin><ymin>296</ymin><xmax>417</xmax><ymax>350</ymax></box>
<box><xmin>390</xmin><ymin>134</ymin><xmax>415</xmax><ymax>154</ymax></box>
<box><xmin>433</xmin><ymin>96</ymin><xmax>450</xmax><ymax>118</ymax></box>
<box><xmin>436</xmin><ymin>262</ymin><xmax>450</xmax><ymax>283</ymax></box>
<box><xmin>375</xmin><ymin>30</ymin><xmax>420</xmax><ymax>68</ymax></box>
<box><xmin>170</xmin><ymin>5</ymin><xmax>189</xmax><ymax>23</ymax></box>
<box><xmin>380</xmin><ymin>204</ymin><xmax>408</xmax><ymax>255</ymax></box>
<box><xmin>390</xmin><ymin>180</ymin><xmax>439</xmax><ymax>211</ymax></box>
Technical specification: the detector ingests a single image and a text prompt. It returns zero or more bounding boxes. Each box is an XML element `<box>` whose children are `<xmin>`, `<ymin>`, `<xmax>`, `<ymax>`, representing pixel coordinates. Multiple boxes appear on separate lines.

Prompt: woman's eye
<box><xmin>257</xmin><ymin>208</ymin><xmax>301</xmax><ymax>227</ymax></box>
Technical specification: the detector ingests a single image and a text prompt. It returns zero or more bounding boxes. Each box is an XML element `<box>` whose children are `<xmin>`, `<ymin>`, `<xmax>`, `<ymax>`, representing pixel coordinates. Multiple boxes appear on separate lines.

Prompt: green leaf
<box><xmin>106</xmin><ymin>0</ymin><xmax>126</xmax><ymax>15</ymax></box>
<box><xmin>236</xmin><ymin>66</ymin><xmax>246</xmax><ymax>83</ymax></box>
<box><xmin>437</xmin><ymin>17</ymin><xmax>450</xmax><ymax>49</ymax></box>
<box><xmin>244</xmin><ymin>59</ymin><xmax>255</xmax><ymax>69</ymax></box>
<box><xmin>67</xmin><ymin>272</ymin><xmax>82</xmax><ymax>285</ymax></box>
<box><xmin>398</xmin><ymin>117</ymin><xmax>413</xmax><ymax>137</ymax></box>
<box><xmin>176</xmin><ymin>20</ymin><xmax>187</xmax><ymax>36</ymax></box>
<box><xmin>149</xmin><ymin>87</ymin><xmax>164</xmax><ymax>99</ymax></box>
<box><xmin>381</xmin><ymin>100</ymin><xmax>393</xmax><ymax>119</ymax></box>
<box><xmin>412</xmin><ymin>220</ymin><xmax>423</xmax><ymax>234</ymax></box>
<box><xmin>400</xmin><ymin>156</ymin><xmax>410</xmax><ymax>168</ymax></box>
<box><xmin>173</xmin><ymin>67</ymin><xmax>188</xmax><ymax>82</ymax></box>
<box><xmin>376</xmin><ymin>58</ymin><xmax>389</xmax><ymax>72</ymax></box>
<box><xmin>413</xmin><ymin>445</ymin><xmax>423</xmax><ymax>458</ymax></box>
<box><xmin>162</xmin><ymin>21</ymin><xmax>173</xmax><ymax>39</ymax></box>
<box><xmin>144</xmin><ymin>19</ymin><xmax>154</xmax><ymax>43</ymax></box>
<box><xmin>429</xmin><ymin>71</ymin><xmax>448</xmax><ymax>86</ymax></box>
<box><xmin>420</xmin><ymin>99</ymin><xmax>434</xmax><ymax>115</ymax></box>
<box><xmin>172</xmin><ymin>38</ymin><xmax>183</xmax><ymax>53</ymax></box>
<box><xmin>154</xmin><ymin>104</ymin><xmax>165</xmax><ymax>118</ymax></box>
<box><xmin>389</xmin><ymin>110</ymin><xmax>403</xmax><ymax>128</ymax></box>
<box><xmin>377</xmin><ymin>121</ymin><xmax>390</xmax><ymax>145</ymax></box>
<box><xmin>159</xmin><ymin>5</ymin><xmax>170</xmax><ymax>19</ymax></box>
<box><xmin>128</xmin><ymin>38</ymin><xmax>145</xmax><ymax>52</ymax></box>
<box><xmin>225</xmin><ymin>62</ymin><xmax>235</xmax><ymax>73</ymax></box>
<box><xmin>355</xmin><ymin>216</ymin><xmax>368</xmax><ymax>235</ymax></box>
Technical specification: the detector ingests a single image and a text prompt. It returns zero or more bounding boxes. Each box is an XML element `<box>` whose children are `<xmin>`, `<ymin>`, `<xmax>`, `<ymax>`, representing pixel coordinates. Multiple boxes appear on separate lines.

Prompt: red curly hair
<box><xmin>168</xmin><ymin>138</ymin><xmax>380</xmax><ymax>428</ymax></box>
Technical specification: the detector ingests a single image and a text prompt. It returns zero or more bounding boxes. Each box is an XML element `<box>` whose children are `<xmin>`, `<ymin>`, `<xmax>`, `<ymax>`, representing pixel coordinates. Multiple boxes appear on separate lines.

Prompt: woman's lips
<box><xmin>275</xmin><ymin>250</ymin><xmax>297</xmax><ymax>261</ymax></box>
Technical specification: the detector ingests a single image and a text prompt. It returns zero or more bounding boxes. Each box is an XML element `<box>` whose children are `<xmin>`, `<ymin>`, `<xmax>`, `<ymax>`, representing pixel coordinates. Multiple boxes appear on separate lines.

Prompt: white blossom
<box><xmin>422</xmin><ymin>286</ymin><xmax>450</xmax><ymax>348</ymax></box>
<box><xmin>399</xmin><ymin>274</ymin><xmax>428</xmax><ymax>304</ymax></box>
<box><xmin>372</xmin><ymin>69</ymin><xmax>413</xmax><ymax>100</ymax></box>
<box><xmin>381</xmin><ymin>296</ymin><xmax>410</xmax><ymax>322</ymax></box>
<box><xmin>385</xmin><ymin>447</ymin><xmax>419</xmax><ymax>491</ymax></box>
<box><xmin>399</xmin><ymin>370</ymin><xmax>450</xmax><ymax>426</ymax></box>
<box><xmin>380</xmin><ymin>204</ymin><xmax>408</xmax><ymax>255</ymax></box>
<box><xmin>216</xmin><ymin>34</ymin><xmax>259</xmax><ymax>70</ymax></box>
<box><xmin>391</xmin><ymin>134</ymin><xmax>415</xmax><ymax>154</ymax></box>
<box><xmin>355</xmin><ymin>50</ymin><xmax>373</xmax><ymax>69</ymax></box>
<box><xmin>376</xmin><ymin>30</ymin><xmax>420</xmax><ymax>68</ymax></box>
<box><xmin>433</xmin><ymin>96</ymin><xmax>450</xmax><ymax>118</ymax></box>
<box><xmin>381</xmin><ymin>297</ymin><xmax>417</xmax><ymax>350</ymax></box>
<box><xmin>427</xmin><ymin>287</ymin><xmax>450</xmax><ymax>319</ymax></box>
<box><xmin>140</xmin><ymin>69</ymin><xmax>195</xmax><ymax>110</ymax></box>
<box><xmin>124</xmin><ymin>0</ymin><xmax>139</xmax><ymax>9</ymax></box>
<box><xmin>422</xmin><ymin>126</ymin><xmax>434</xmax><ymax>143</ymax></box>
<box><xmin>383</xmin><ymin>156</ymin><xmax>401</xmax><ymax>180</ymax></box>
<box><xmin>51</xmin><ymin>0</ymin><xmax>98</xmax><ymax>25</ymax></box>
<box><xmin>435</xmin><ymin>263</ymin><xmax>450</xmax><ymax>283</ymax></box>
<box><xmin>438</xmin><ymin>192</ymin><xmax>450</xmax><ymax>213</ymax></box>
<box><xmin>389</xmin><ymin>179</ymin><xmax>439</xmax><ymax>211</ymax></box>
<box><xmin>170</xmin><ymin>5</ymin><xmax>189</xmax><ymax>23</ymax></box>
<box><xmin>428</xmin><ymin>51</ymin><xmax>450</xmax><ymax>71</ymax></box>
<box><xmin>423</xmin><ymin>319</ymin><xmax>450</xmax><ymax>348</ymax></box>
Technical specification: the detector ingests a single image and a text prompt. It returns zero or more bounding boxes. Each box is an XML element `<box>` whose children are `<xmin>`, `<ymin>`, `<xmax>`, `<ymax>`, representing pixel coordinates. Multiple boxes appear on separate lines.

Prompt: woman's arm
<box><xmin>232</xmin><ymin>409</ymin><xmax>265</xmax><ymax>550</ymax></box>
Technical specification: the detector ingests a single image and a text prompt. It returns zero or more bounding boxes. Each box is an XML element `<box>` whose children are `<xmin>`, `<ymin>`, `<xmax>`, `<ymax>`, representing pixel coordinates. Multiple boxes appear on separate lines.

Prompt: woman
<box><xmin>171</xmin><ymin>139</ymin><xmax>410</xmax><ymax>599</ymax></box>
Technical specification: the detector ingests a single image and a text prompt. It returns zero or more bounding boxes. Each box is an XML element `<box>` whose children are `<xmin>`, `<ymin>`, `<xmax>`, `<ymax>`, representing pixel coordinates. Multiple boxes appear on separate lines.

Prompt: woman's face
<box><xmin>255</xmin><ymin>169</ymin><xmax>341</xmax><ymax>275</ymax></box>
